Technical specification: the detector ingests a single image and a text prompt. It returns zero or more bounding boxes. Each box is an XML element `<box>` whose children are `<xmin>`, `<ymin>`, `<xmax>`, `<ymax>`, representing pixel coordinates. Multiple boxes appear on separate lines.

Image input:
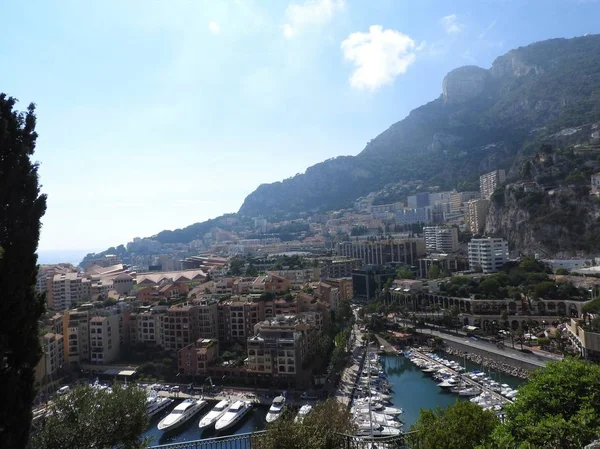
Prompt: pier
<box><xmin>408</xmin><ymin>348</ymin><xmax>514</xmax><ymax>407</ymax></box>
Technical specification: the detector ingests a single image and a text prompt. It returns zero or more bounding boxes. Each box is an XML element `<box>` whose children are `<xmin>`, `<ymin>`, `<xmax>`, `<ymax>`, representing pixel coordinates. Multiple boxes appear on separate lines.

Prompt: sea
<box><xmin>140</xmin><ymin>354</ymin><xmax>527</xmax><ymax>446</ymax></box>
<box><xmin>37</xmin><ymin>249</ymin><xmax>100</xmax><ymax>266</ymax></box>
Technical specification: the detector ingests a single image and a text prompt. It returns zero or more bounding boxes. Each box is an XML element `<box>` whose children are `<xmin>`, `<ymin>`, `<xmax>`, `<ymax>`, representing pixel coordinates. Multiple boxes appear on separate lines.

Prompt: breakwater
<box><xmin>443</xmin><ymin>347</ymin><xmax>529</xmax><ymax>379</ymax></box>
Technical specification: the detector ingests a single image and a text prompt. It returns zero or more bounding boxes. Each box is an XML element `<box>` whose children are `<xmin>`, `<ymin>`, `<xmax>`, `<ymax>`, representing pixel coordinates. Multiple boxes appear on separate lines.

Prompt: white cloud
<box><xmin>440</xmin><ymin>14</ymin><xmax>463</xmax><ymax>35</ymax></box>
<box><xmin>282</xmin><ymin>0</ymin><xmax>344</xmax><ymax>39</ymax></box>
<box><xmin>208</xmin><ymin>21</ymin><xmax>221</xmax><ymax>34</ymax></box>
<box><xmin>341</xmin><ymin>25</ymin><xmax>417</xmax><ymax>91</ymax></box>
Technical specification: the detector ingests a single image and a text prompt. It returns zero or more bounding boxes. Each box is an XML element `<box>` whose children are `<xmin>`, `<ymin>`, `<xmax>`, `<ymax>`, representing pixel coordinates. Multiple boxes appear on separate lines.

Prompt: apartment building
<box><xmin>178</xmin><ymin>339</ymin><xmax>219</xmax><ymax>376</ymax></box>
<box><xmin>468</xmin><ymin>238</ymin><xmax>509</xmax><ymax>274</ymax></box>
<box><xmin>318</xmin><ymin>282</ymin><xmax>340</xmax><ymax>311</ymax></box>
<box><xmin>323</xmin><ymin>277</ymin><xmax>353</xmax><ymax>301</ymax></box>
<box><xmin>35</xmin><ymin>332</ymin><xmax>65</xmax><ymax>385</ymax></box>
<box><xmin>320</xmin><ymin>258</ymin><xmax>362</xmax><ymax>279</ymax></box>
<box><xmin>268</xmin><ymin>268</ymin><xmax>320</xmax><ymax>284</ymax></box>
<box><xmin>336</xmin><ymin>238</ymin><xmax>426</xmax><ymax>267</ymax></box>
<box><xmin>49</xmin><ymin>272</ymin><xmax>90</xmax><ymax>310</ymax></box>
<box><xmin>480</xmin><ymin>169</ymin><xmax>506</xmax><ymax>200</ymax></box>
<box><xmin>396</xmin><ymin>207</ymin><xmax>433</xmax><ymax>225</ymax></box>
<box><xmin>89</xmin><ymin>313</ymin><xmax>122</xmax><ymax>365</ymax></box>
<box><xmin>163</xmin><ymin>304</ymin><xmax>200</xmax><ymax>352</ymax></box>
<box><xmin>217</xmin><ymin>298</ymin><xmax>261</xmax><ymax>343</ymax></box>
<box><xmin>247</xmin><ymin>315</ymin><xmax>319</xmax><ymax>388</ymax></box>
<box><xmin>196</xmin><ymin>298</ymin><xmax>219</xmax><ymax>339</ymax></box>
<box><xmin>450</xmin><ymin>191</ymin><xmax>481</xmax><ymax>212</ymax></box>
<box><xmin>129</xmin><ymin>306</ymin><xmax>167</xmax><ymax>345</ymax></box>
<box><xmin>423</xmin><ymin>226</ymin><xmax>459</xmax><ymax>253</ymax></box>
<box><xmin>63</xmin><ymin>310</ymin><xmax>90</xmax><ymax>365</ymax></box>
<box><xmin>466</xmin><ymin>199</ymin><xmax>491</xmax><ymax>234</ymax></box>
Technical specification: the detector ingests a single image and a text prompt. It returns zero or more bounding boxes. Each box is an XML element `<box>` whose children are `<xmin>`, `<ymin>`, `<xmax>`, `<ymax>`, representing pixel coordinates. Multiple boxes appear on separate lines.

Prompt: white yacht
<box><xmin>215</xmin><ymin>400</ymin><xmax>253</xmax><ymax>431</ymax></box>
<box><xmin>198</xmin><ymin>399</ymin><xmax>230</xmax><ymax>430</ymax></box>
<box><xmin>266</xmin><ymin>396</ymin><xmax>286</xmax><ymax>423</ymax></box>
<box><xmin>146</xmin><ymin>391</ymin><xmax>174</xmax><ymax>418</ymax></box>
<box><xmin>355</xmin><ymin>424</ymin><xmax>402</xmax><ymax>437</ymax></box>
<box><xmin>437</xmin><ymin>377</ymin><xmax>459</xmax><ymax>389</ymax></box>
<box><xmin>294</xmin><ymin>404</ymin><xmax>313</xmax><ymax>423</ymax></box>
<box><xmin>157</xmin><ymin>398</ymin><xmax>208</xmax><ymax>431</ymax></box>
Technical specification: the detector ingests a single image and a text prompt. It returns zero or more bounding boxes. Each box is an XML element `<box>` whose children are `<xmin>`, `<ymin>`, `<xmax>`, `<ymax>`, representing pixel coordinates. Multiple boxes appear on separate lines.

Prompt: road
<box><xmin>334</xmin><ymin>323</ymin><xmax>364</xmax><ymax>407</ymax></box>
<box><xmin>423</xmin><ymin>329</ymin><xmax>548</xmax><ymax>368</ymax></box>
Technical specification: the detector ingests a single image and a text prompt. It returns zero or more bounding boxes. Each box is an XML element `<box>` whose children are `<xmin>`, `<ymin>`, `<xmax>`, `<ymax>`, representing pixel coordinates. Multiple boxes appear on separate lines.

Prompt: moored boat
<box><xmin>157</xmin><ymin>398</ymin><xmax>208</xmax><ymax>431</ymax></box>
<box><xmin>198</xmin><ymin>399</ymin><xmax>230</xmax><ymax>430</ymax></box>
<box><xmin>215</xmin><ymin>400</ymin><xmax>253</xmax><ymax>431</ymax></box>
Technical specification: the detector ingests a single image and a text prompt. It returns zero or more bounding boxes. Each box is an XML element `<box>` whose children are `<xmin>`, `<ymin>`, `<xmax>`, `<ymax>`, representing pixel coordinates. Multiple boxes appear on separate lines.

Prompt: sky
<box><xmin>1</xmin><ymin>0</ymin><xmax>599</xmax><ymax>253</ymax></box>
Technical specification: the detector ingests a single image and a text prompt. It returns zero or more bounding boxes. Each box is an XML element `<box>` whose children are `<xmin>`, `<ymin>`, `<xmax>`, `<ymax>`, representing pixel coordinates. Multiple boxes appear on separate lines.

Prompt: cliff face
<box><xmin>239</xmin><ymin>35</ymin><xmax>600</xmax><ymax>217</ymax></box>
<box><xmin>486</xmin><ymin>140</ymin><xmax>600</xmax><ymax>257</ymax></box>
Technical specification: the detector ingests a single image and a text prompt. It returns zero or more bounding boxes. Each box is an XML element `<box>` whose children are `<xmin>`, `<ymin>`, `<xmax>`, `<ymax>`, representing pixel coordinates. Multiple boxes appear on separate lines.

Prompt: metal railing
<box><xmin>148</xmin><ymin>431</ymin><xmax>408</xmax><ymax>449</ymax></box>
<box><xmin>149</xmin><ymin>431</ymin><xmax>267</xmax><ymax>449</ymax></box>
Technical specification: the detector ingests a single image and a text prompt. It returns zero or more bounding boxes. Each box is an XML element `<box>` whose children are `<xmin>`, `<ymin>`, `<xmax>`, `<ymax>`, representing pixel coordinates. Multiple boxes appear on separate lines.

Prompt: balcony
<box><xmin>148</xmin><ymin>431</ymin><xmax>407</xmax><ymax>449</ymax></box>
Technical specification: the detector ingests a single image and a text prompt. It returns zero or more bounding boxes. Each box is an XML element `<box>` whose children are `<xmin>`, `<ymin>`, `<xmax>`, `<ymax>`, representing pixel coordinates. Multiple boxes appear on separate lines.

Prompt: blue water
<box><xmin>142</xmin><ymin>400</ymin><xmax>268</xmax><ymax>447</ymax></box>
<box><xmin>380</xmin><ymin>355</ymin><xmax>526</xmax><ymax>428</ymax></box>
<box><xmin>37</xmin><ymin>249</ymin><xmax>99</xmax><ymax>266</ymax></box>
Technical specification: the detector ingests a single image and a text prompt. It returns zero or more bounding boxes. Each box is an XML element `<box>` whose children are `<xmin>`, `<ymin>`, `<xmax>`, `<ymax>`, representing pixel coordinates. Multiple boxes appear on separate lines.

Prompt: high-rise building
<box><xmin>336</xmin><ymin>238</ymin><xmax>426</xmax><ymax>266</ymax></box>
<box><xmin>423</xmin><ymin>226</ymin><xmax>459</xmax><ymax>253</ymax></box>
<box><xmin>465</xmin><ymin>199</ymin><xmax>491</xmax><ymax>234</ymax></box>
<box><xmin>468</xmin><ymin>238</ymin><xmax>509</xmax><ymax>273</ymax></box>
<box><xmin>480</xmin><ymin>169</ymin><xmax>506</xmax><ymax>200</ymax></box>
<box><xmin>450</xmin><ymin>191</ymin><xmax>481</xmax><ymax>212</ymax></box>
<box><xmin>50</xmin><ymin>272</ymin><xmax>90</xmax><ymax>310</ymax></box>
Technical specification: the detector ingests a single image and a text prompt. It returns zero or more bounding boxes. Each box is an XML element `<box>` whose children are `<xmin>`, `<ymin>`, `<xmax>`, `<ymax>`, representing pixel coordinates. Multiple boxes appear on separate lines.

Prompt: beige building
<box><xmin>89</xmin><ymin>313</ymin><xmax>122</xmax><ymax>365</ymax></box>
<box><xmin>196</xmin><ymin>298</ymin><xmax>219</xmax><ymax>339</ymax></box>
<box><xmin>323</xmin><ymin>277</ymin><xmax>353</xmax><ymax>301</ymax></box>
<box><xmin>35</xmin><ymin>332</ymin><xmax>65</xmax><ymax>385</ymax></box>
<box><xmin>480</xmin><ymin>169</ymin><xmax>506</xmax><ymax>200</ymax></box>
<box><xmin>49</xmin><ymin>272</ymin><xmax>90</xmax><ymax>310</ymax></box>
<box><xmin>63</xmin><ymin>310</ymin><xmax>90</xmax><ymax>365</ymax></box>
<box><xmin>217</xmin><ymin>298</ymin><xmax>261</xmax><ymax>343</ymax></box>
<box><xmin>130</xmin><ymin>307</ymin><xmax>167</xmax><ymax>345</ymax></box>
<box><xmin>450</xmin><ymin>191</ymin><xmax>481</xmax><ymax>212</ymax></box>
<box><xmin>465</xmin><ymin>199</ymin><xmax>490</xmax><ymax>234</ymax></box>
<box><xmin>247</xmin><ymin>315</ymin><xmax>319</xmax><ymax>388</ymax></box>
<box><xmin>567</xmin><ymin>318</ymin><xmax>600</xmax><ymax>360</ymax></box>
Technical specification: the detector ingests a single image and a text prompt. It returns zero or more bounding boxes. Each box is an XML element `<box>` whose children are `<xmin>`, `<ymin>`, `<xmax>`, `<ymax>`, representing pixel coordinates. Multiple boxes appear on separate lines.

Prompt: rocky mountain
<box><xmin>486</xmin><ymin>133</ymin><xmax>600</xmax><ymax>257</ymax></box>
<box><xmin>239</xmin><ymin>35</ymin><xmax>600</xmax><ymax>217</ymax></box>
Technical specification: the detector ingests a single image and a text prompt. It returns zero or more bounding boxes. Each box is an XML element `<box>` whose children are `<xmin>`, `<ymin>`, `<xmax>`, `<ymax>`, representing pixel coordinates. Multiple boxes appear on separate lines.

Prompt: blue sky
<box><xmin>1</xmin><ymin>0</ymin><xmax>598</xmax><ymax>252</ymax></box>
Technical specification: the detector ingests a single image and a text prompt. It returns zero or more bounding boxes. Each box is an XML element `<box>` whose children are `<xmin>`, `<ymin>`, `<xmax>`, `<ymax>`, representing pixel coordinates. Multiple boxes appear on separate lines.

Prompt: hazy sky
<box><xmin>1</xmin><ymin>0</ymin><xmax>598</xmax><ymax>251</ymax></box>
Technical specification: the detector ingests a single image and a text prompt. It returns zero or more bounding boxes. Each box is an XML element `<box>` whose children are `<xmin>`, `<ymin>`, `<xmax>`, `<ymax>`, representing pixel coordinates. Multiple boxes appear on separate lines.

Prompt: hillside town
<box><xmin>33</xmin><ymin>168</ymin><xmax>600</xmax><ymax>403</ymax></box>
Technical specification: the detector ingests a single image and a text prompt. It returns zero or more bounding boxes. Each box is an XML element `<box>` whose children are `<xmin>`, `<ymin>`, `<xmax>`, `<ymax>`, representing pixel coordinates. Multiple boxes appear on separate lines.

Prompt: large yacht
<box><xmin>214</xmin><ymin>400</ymin><xmax>253</xmax><ymax>431</ymax></box>
<box><xmin>266</xmin><ymin>396</ymin><xmax>286</xmax><ymax>423</ymax></box>
<box><xmin>198</xmin><ymin>399</ymin><xmax>230</xmax><ymax>430</ymax></box>
<box><xmin>157</xmin><ymin>398</ymin><xmax>208</xmax><ymax>431</ymax></box>
<box><xmin>146</xmin><ymin>391</ymin><xmax>174</xmax><ymax>418</ymax></box>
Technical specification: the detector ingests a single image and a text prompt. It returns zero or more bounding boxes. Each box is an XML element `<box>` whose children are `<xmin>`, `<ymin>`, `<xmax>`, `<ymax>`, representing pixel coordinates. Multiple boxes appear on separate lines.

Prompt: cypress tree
<box><xmin>0</xmin><ymin>94</ymin><xmax>47</xmax><ymax>448</ymax></box>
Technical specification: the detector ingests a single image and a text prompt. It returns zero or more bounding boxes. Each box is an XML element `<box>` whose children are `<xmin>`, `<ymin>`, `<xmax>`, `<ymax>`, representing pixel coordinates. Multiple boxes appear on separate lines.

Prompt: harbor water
<box><xmin>140</xmin><ymin>354</ymin><xmax>527</xmax><ymax>445</ymax></box>
<box><xmin>380</xmin><ymin>354</ymin><xmax>527</xmax><ymax>428</ymax></box>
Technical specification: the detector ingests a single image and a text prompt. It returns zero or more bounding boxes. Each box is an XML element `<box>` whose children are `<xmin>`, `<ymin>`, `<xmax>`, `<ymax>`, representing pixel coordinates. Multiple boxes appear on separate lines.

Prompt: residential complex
<box><xmin>247</xmin><ymin>314</ymin><xmax>318</xmax><ymax>388</ymax></box>
<box><xmin>468</xmin><ymin>238</ymin><xmax>509</xmax><ymax>273</ymax></box>
<box><xmin>423</xmin><ymin>226</ymin><xmax>459</xmax><ymax>253</ymax></box>
<box><xmin>466</xmin><ymin>199</ymin><xmax>491</xmax><ymax>234</ymax></box>
<box><xmin>336</xmin><ymin>238</ymin><xmax>426</xmax><ymax>266</ymax></box>
<box><xmin>480</xmin><ymin>169</ymin><xmax>506</xmax><ymax>200</ymax></box>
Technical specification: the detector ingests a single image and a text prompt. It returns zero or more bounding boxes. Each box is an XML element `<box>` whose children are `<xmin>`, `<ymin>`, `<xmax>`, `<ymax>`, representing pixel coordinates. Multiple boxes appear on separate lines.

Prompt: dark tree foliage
<box><xmin>0</xmin><ymin>94</ymin><xmax>47</xmax><ymax>448</ymax></box>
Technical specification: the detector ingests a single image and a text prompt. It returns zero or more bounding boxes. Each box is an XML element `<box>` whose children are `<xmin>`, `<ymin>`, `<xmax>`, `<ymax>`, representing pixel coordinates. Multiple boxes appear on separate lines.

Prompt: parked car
<box><xmin>170</xmin><ymin>386</ymin><xmax>180</xmax><ymax>393</ymax></box>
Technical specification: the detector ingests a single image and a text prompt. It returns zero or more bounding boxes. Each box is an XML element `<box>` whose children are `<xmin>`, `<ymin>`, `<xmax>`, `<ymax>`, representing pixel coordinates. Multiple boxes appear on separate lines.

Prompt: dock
<box><xmin>409</xmin><ymin>349</ymin><xmax>513</xmax><ymax>407</ymax></box>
